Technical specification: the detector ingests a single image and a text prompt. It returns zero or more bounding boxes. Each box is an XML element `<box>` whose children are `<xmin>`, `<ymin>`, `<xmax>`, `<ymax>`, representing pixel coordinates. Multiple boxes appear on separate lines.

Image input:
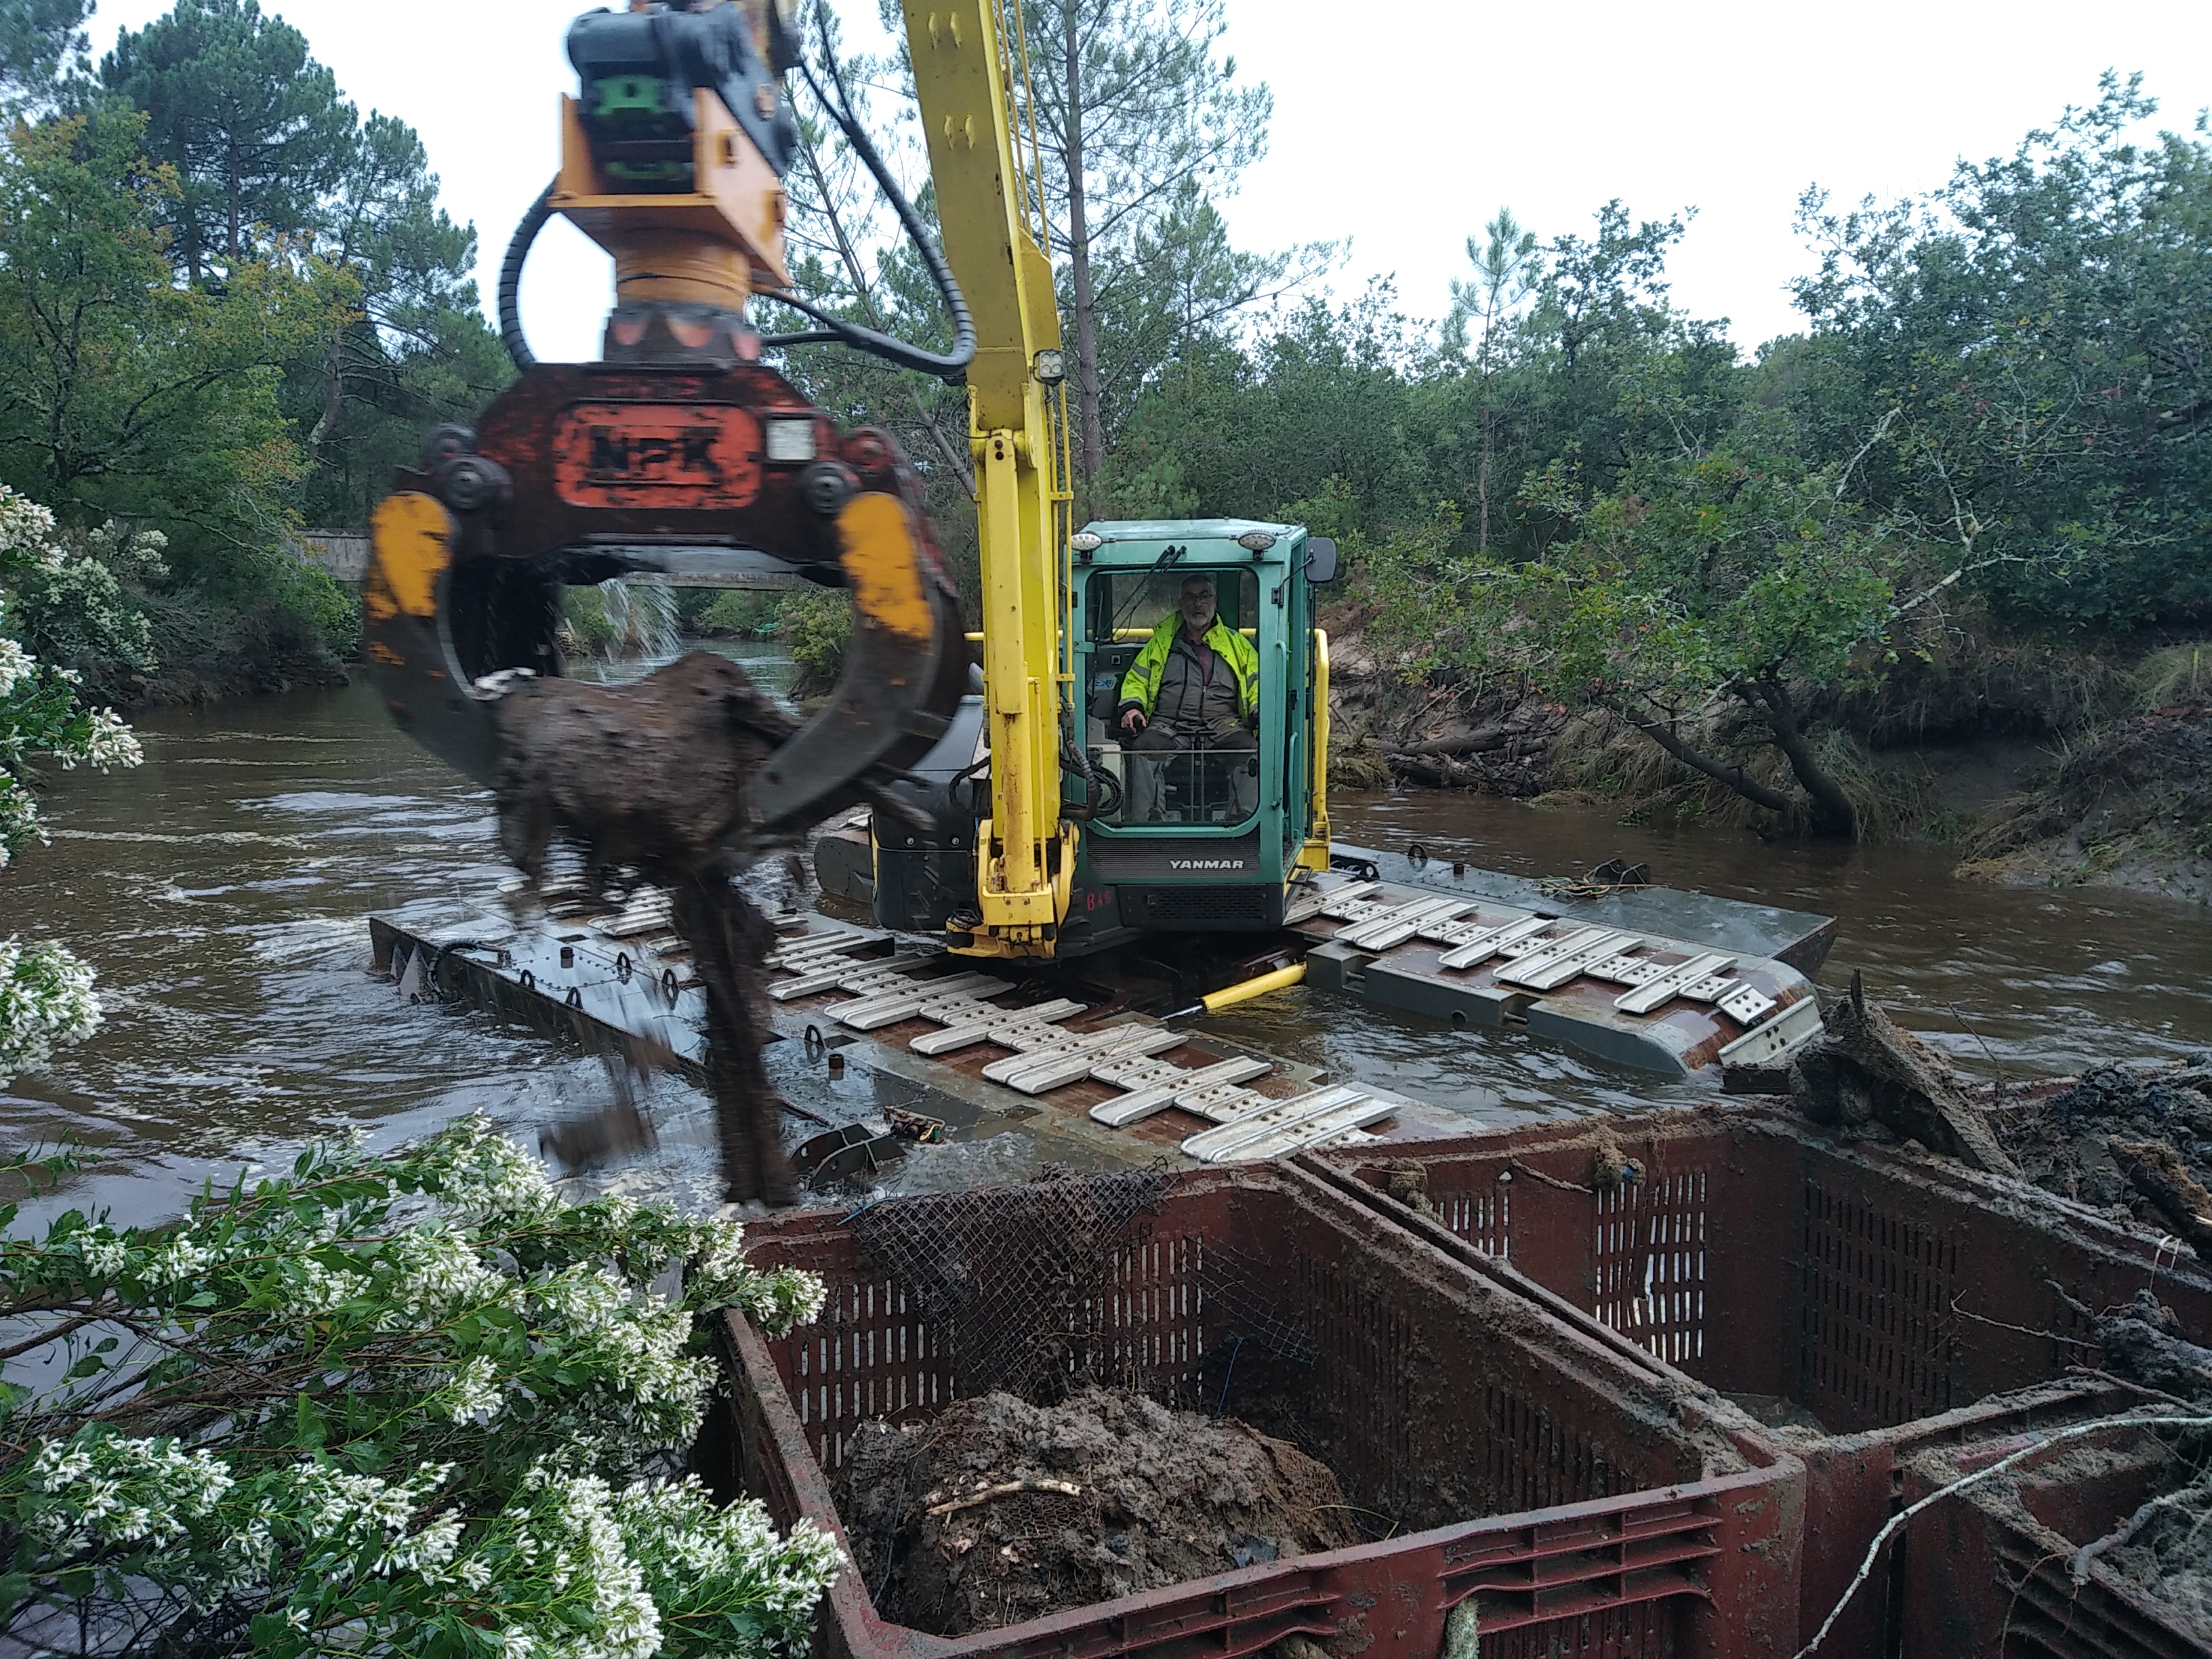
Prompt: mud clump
<box><xmin>1787</xmin><ymin>972</ymin><xmax>2022</xmax><ymax>1176</ymax></box>
<box><xmin>833</xmin><ymin>1386</ymin><xmax>1360</xmax><ymax>1635</ymax></box>
<box><xmin>490</xmin><ymin>651</ymin><xmax>800</xmax><ymax>1204</ymax></box>
<box><xmin>1992</xmin><ymin>1060</ymin><xmax>2212</xmax><ymax>1240</ymax></box>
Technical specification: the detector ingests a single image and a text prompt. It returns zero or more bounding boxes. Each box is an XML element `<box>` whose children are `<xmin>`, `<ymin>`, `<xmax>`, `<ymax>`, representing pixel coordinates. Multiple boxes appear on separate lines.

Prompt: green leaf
<box><xmin>294</xmin><ymin>1392</ymin><xmax>326</xmax><ymax>1450</ymax></box>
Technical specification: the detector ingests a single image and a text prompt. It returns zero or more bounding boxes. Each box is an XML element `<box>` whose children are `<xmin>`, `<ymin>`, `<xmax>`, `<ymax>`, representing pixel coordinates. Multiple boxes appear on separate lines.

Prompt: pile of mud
<box><xmin>1990</xmin><ymin>1061</ymin><xmax>2212</xmax><ymax>1221</ymax></box>
<box><xmin>1959</xmin><ymin>703</ymin><xmax>2211</xmax><ymax>901</ymax></box>
<box><xmin>1784</xmin><ymin>979</ymin><xmax>2212</xmax><ymax>1254</ymax></box>
<box><xmin>832</xmin><ymin>1386</ymin><xmax>1360</xmax><ymax>1635</ymax></box>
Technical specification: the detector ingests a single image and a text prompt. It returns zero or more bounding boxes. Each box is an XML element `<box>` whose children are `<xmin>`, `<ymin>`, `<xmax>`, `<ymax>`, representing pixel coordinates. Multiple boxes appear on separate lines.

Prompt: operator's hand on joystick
<box><xmin>1120</xmin><ymin>708</ymin><xmax>1145</xmax><ymax>735</ymax></box>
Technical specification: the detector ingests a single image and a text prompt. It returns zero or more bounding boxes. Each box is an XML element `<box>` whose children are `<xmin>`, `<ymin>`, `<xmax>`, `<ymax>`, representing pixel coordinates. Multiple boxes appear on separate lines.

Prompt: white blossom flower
<box><xmin>0</xmin><ymin>635</ymin><xmax>31</xmax><ymax>697</ymax></box>
<box><xmin>53</xmin><ymin>708</ymin><xmax>142</xmax><ymax>772</ymax></box>
<box><xmin>0</xmin><ymin>485</ymin><xmax>62</xmax><ymax>569</ymax></box>
<box><xmin>283</xmin><ymin>1458</ymin><xmax>453</xmax><ymax>1572</ymax></box>
<box><xmin>373</xmin><ymin>1225</ymin><xmax>505</xmax><ymax>1328</ymax></box>
<box><xmin>424</xmin><ymin>1118</ymin><xmax>560</xmax><ymax>1224</ymax></box>
<box><xmin>0</xmin><ymin>935</ymin><xmax>102</xmax><ymax>1084</ymax></box>
<box><xmin>0</xmin><ymin>777</ymin><xmax>41</xmax><ymax>868</ymax></box>
<box><xmin>79</xmin><ymin>1234</ymin><xmax>129</xmax><ymax>1279</ymax></box>
<box><xmin>440</xmin><ymin>1354</ymin><xmax>506</xmax><ymax>1424</ymax></box>
<box><xmin>28</xmin><ymin>1435</ymin><xmax>236</xmax><ymax>1553</ymax></box>
<box><xmin>283</xmin><ymin>1256</ymin><xmax>371</xmax><ymax>1315</ymax></box>
<box><xmin>138</xmin><ymin>1233</ymin><xmax>215</xmax><ymax>1286</ymax></box>
<box><xmin>504</xmin><ymin>1466</ymin><xmax>662</xmax><ymax>1659</ymax></box>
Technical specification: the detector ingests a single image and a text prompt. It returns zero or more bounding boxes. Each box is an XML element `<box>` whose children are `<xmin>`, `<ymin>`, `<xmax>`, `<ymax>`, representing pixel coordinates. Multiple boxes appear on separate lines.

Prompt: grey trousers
<box><xmin>1125</xmin><ymin>723</ymin><xmax>1258</xmax><ymax>823</ymax></box>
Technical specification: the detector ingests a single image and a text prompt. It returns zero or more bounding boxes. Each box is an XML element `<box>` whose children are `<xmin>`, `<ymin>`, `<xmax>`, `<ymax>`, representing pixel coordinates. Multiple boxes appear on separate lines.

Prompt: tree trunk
<box><xmin>1742</xmin><ymin>677</ymin><xmax>1857</xmax><ymax>838</ymax></box>
<box><xmin>1062</xmin><ymin>0</ymin><xmax>1104</xmax><ymax>480</ymax></box>
<box><xmin>1477</xmin><ymin>394</ymin><xmax>1494</xmax><ymax>554</ymax></box>
<box><xmin>1617</xmin><ymin>704</ymin><xmax>1795</xmax><ymax>815</ymax></box>
<box><xmin>304</xmin><ymin>334</ymin><xmax>344</xmax><ymax>468</ymax></box>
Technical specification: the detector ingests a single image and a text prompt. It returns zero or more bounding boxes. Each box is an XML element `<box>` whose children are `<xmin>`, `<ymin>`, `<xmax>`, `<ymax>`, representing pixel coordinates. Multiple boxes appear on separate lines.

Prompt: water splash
<box><xmin>598</xmin><ymin>579</ymin><xmax>682</xmax><ymax>664</ymax></box>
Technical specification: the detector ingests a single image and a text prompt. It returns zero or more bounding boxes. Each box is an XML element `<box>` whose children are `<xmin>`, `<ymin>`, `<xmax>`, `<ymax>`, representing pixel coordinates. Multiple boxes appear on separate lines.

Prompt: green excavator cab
<box><xmin>851</xmin><ymin>518</ymin><xmax>1335</xmax><ymax>956</ymax></box>
<box><xmin>1063</xmin><ymin>519</ymin><xmax>1332</xmax><ymax>937</ymax></box>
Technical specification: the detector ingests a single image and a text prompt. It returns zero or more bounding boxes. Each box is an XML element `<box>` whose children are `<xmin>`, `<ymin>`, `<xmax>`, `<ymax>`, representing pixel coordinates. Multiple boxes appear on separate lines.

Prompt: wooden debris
<box><xmin>924</xmin><ymin>1478</ymin><xmax>1083</xmax><ymax>1517</ymax></box>
<box><xmin>1786</xmin><ymin>972</ymin><xmax>2022</xmax><ymax>1178</ymax></box>
<box><xmin>2108</xmin><ymin>1138</ymin><xmax>2212</xmax><ymax>1260</ymax></box>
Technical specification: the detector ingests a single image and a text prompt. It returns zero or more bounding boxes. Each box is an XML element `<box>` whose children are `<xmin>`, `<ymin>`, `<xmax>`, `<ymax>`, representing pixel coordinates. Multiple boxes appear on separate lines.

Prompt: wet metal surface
<box><xmin>4</xmin><ymin>669</ymin><xmax>2209</xmax><ymax>1229</ymax></box>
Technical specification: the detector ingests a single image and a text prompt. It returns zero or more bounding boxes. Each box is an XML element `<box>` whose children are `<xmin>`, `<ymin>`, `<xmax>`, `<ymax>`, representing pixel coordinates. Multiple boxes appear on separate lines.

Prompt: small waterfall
<box><xmin>598</xmin><ymin>578</ymin><xmax>683</xmax><ymax>665</ymax></box>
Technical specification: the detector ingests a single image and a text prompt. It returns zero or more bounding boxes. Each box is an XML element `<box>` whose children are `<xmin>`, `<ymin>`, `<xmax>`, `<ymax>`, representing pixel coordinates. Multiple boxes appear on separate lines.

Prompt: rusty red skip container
<box><xmin>1897</xmin><ymin>1419</ymin><xmax>2211</xmax><ymax>1657</ymax></box>
<box><xmin>712</xmin><ymin>1162</ymin><xmax>1806</xmax><ymax>1659</ymax></box>
<box><xmin>1308</xmin><ymin>1105</ymin><xmax>2212</xmax><ymax>1658</ymax></box>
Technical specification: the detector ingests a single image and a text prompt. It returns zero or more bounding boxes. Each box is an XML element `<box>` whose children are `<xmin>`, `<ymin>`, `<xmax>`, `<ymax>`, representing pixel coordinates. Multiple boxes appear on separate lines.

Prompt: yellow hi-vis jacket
<box><xmin>1117</xmin><ymin>615</ymin><xmax>1260</xmax><ymax>724</ymax></box>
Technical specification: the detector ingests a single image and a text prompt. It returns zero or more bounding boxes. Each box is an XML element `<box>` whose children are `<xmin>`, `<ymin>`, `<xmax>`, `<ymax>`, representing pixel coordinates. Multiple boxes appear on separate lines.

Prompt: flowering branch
<box><xmin>0</xmin><ymin>1119</ymin><xmax>842</xmax><ymax>1658</ymax></box>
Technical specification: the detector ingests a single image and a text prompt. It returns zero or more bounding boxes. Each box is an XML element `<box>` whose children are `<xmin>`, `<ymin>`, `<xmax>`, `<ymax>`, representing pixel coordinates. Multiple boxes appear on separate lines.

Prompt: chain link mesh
<box><xmin>846</xmin><ymin>1171</ymin><xmax>1180</xmax><ymax>1400</ymax></box>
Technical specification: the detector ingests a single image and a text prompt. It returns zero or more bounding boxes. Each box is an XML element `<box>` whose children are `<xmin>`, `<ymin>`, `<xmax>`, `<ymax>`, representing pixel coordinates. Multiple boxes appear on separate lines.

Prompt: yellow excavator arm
<box><xmin>903</xmin><ymin>0</ymin><xmax>1076</xmax><ymax>957</ymax></box>
<box><xmin>364</xmin><ymin>0</ymin><xmax>1081</xmax><ymax>958</ymax></box>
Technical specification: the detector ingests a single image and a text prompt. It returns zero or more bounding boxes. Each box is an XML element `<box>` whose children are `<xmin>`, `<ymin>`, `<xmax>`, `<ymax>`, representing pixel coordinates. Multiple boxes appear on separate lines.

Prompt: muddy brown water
<box><xmin>3</xmin><ymin>651</ymin><xmax>2208</xmax><ymax>1230</ymax></box>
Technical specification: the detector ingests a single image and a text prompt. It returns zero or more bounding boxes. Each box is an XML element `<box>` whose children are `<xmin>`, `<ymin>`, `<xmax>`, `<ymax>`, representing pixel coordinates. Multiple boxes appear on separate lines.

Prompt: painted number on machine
<box><xmin>552</xmin><ymin>403</ymin><xmax>763</xmax><ymax>509</ymax></box>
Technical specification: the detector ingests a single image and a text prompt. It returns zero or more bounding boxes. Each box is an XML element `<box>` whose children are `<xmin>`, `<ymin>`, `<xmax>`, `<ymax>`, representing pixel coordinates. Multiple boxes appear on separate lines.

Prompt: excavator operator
<box><xmin>1115</xmin><ymin>574</ymin><xmax>1260</xmax><ymax>823</ymax></box>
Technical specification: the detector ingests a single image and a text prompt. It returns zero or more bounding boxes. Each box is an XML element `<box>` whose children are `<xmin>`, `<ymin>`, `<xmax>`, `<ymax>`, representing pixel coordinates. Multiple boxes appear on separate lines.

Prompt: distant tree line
<box><xmin>2</xmin><ymin>0</ymin><xmax>2203</xmax><ymax>825</ymax></box>
<box><xmin>773</xmin><ymin>17</ymin><xmax>2210</xmax><ymax>835</ymax></box>
<box><xmin>1169</xmin><ymin>76</ymin><xmax>2211</xmax><ymax>834</ymax></box>
<box><xmin>0</xmin><ymin>0</ymin><xmax>503</xmax><ymax>699</ymax></box>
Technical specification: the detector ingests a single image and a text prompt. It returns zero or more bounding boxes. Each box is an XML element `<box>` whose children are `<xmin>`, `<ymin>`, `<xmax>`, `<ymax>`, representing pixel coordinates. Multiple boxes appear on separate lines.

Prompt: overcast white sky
<box><xmin>87</xmin><ymin>0</ymin><xmax>2212</xmax><ymax>363</ymax></box>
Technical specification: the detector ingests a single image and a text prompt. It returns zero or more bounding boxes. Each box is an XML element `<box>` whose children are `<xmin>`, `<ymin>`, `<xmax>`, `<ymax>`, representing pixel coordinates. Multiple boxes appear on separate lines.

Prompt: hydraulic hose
<box><xmin>1059</xmin><ymin>707</ymin><xmax>1123</xmax><ymax>820</ymax></box>
<box><xmin>760</xmin><ymin>24</ymin><xmax>976</xmax><ymax>383</ymax></box>
<box><xmin>499</xmin><ymin>178</ymin><xmax>558</xmax><ymax>371</ymax></box>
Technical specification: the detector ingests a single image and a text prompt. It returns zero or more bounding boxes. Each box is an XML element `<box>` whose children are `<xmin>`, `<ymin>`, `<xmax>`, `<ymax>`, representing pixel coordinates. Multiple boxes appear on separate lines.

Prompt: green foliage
<box><xmin>779</xmin><ymin>588</ymin><xmax>853</xmax><ymax>696</ymax></box>
<box><xmin>0</xmin><ymin>0</ymin><xmax>88</xmax><ymax>112</ymax></box>
<box><xmin>102</xmin><ymin>0</ymin><xmax>507</xmax><ymax>531</ymax></box>
<box><xmin>0</xmin><ymin>108</ymin><xmax>336</xmax><ymax>540</ymax></box>
<box><xmin>3</xmin><ymin>522</ymin><xmax>167</xmax><ymax>699</ymax></box>
<box><xmin>560</xmin><ymin>585</ymin><xmax>617</xmax><ymax>656</ymax></box>
<box><xmin>1790</xmin><ymin>74</ymin><xmax>2212</xmax><ymax>629</ymax></box>
<box><xmin>693</xmin><ymin>588</ymin><xmax>785</xmax><ymax>638</ymax></box>
<box><xmin>100</xmin><ymin>0</ymin><xmax>353</xmax><ymax>285</ymax></box>
<box><xmin>0</xmin><ymin>1118</ymin><xmax>844</xmax><ymax>1656</ymax></box>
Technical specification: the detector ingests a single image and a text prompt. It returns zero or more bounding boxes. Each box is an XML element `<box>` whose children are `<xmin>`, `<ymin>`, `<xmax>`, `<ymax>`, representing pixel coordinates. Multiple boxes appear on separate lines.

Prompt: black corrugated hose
<box><xmin>498</xmin><ymin>178</ymin><xmax>557</xmax><ymax>371</ymax></box>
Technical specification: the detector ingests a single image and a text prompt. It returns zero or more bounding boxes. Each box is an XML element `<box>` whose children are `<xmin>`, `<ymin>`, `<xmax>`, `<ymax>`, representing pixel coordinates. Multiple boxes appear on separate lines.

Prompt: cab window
<box><xmin>1081</xmin><ymin>567</ymin><xmax>1262</xmax><ymax>828</ymax></box>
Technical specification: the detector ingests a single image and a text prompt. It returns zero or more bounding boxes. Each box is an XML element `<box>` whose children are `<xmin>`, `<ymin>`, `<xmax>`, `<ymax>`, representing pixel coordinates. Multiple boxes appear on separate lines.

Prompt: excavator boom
<box><xmin>905</xmin><ymin>0</ymin><xmax>1076</xmax><ymax>956</ymax></box>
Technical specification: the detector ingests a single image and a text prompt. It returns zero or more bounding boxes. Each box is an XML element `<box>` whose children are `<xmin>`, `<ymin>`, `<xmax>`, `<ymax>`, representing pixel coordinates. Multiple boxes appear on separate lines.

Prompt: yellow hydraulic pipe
<box><xmin>1199</xmin><ymin>962</ymin><xmax>1307</xmax><ymax>1014</ymax></box>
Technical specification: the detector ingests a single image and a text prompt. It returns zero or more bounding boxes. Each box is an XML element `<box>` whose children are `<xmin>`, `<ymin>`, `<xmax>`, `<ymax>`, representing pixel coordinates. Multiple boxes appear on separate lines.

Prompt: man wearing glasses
<box><xmin>1115</xmin><ymin>574</ymin><xmax>1260</xmax><ymax>822</ymax></box>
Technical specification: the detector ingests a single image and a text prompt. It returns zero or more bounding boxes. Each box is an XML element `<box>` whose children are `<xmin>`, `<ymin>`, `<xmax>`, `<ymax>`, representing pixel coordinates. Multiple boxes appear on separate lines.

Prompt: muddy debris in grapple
<box><xmin>833</xmin><ymin>1385</ymin><xmax>1361</xmax><ymax>1636</ymax></box>
<box><xmin>489</xmin><ymin>651</ymin><xmax>802</xmax><ymax>1205</ymax></box>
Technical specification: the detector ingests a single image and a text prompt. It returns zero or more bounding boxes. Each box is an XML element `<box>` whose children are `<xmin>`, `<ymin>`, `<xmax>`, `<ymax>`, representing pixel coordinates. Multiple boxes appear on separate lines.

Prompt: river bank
<box><xmin>1322</xmin><ymin>607</ymin><xmax>2212</xmax><ymax>907</ymax></box>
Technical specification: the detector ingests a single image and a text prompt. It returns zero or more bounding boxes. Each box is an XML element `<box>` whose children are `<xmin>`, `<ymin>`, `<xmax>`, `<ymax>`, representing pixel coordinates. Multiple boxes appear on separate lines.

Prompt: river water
<box><xmin>3</xmin><ymin>651</ymin><xmax>2207</xmax><ymax>1228</ymax></box>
